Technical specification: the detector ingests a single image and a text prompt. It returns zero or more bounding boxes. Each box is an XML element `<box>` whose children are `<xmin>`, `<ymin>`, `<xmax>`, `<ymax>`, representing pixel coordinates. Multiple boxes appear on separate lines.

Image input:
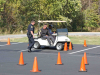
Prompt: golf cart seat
<box><xmin>37</xmin><ymin>30</ymin><xmax>41</xmax><ymax>38</ymax></box>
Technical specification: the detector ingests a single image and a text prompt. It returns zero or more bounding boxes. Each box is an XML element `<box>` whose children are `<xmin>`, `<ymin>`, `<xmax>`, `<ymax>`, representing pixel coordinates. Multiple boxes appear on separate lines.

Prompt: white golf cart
<box><xmin>33</xmin><ymin>20</ymin><xmax>71</xmax><ymax>51</ymax></box>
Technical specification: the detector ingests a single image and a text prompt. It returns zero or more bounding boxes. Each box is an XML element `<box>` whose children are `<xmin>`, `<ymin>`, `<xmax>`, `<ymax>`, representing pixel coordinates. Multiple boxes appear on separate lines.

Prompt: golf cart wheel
<box><xmin>56</xmin><ymin>43</ymin><xmax>63</xmax><ymax>51</ymax></box>
<box><xmin>34</xmin><ymin>42</ymin><xmax>40</xmax><ymax>49</ymax></box>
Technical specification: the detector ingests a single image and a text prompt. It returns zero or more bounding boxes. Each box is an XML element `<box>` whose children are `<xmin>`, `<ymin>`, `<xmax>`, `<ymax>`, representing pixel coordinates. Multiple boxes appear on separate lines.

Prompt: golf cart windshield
<box><xmin>57</xmin><ymin>28</ymin><xmax>68</xmax><ymax>36</ymax></box>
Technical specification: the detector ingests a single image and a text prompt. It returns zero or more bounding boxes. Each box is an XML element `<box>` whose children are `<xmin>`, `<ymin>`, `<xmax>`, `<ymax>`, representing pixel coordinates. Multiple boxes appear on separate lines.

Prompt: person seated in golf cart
<box><xmin>40</xmin><ymin>24</ymin><xmax>55</xmax><ymax>46</ymax></box>
<box><xmin>48</xmin><ymin>25</ymin><xmax>54</xmax><ymax>34</ymax></box>
<box><xmin>47</xmin><ymin>25</ymin><xmax>56</xmax><ymax>39</ymax></box>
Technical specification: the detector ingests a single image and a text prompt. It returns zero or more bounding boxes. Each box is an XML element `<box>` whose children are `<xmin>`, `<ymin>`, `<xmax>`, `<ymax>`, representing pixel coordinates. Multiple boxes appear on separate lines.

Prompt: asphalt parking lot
<box><xmin>0</xmin><ymin>42</ymin><xmax>100</xmax><ymax>75</ymax></box>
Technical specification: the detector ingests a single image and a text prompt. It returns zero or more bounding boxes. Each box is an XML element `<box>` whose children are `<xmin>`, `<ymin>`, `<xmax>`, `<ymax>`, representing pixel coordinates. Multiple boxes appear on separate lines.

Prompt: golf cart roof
<box><xmin>38</xmin><ymin>20</ymin><xmax>66</xmax><ymax>23</ymax></box>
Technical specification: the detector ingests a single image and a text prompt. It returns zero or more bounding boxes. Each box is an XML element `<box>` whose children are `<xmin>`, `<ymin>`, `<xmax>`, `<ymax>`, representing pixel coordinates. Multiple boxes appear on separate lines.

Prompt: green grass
<box><xmin>10</xmin><ymin>37</ymin><xmax>28</xmax><ymax>43</ymax></box>
<box><xmin>69</xmin><ymin>36</ymin><xmax>100</xmax><ymax>45</ymax></box>
<box><xmin>10</xmin><ymin>36</ymin><xmax>100</xmax><ymax>45</ymax></box>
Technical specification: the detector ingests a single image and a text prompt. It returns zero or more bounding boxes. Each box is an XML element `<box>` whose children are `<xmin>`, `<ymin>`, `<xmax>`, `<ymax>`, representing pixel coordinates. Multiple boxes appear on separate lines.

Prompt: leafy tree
<box><xmin>84</xmin><ymin>1</ymin><xmax>100</xmax><ymax>30</ymax></box>
<box><xmin>0</xmin><ymin>0</ymin><xmax>100</xmax><ymax>33</ymax></box>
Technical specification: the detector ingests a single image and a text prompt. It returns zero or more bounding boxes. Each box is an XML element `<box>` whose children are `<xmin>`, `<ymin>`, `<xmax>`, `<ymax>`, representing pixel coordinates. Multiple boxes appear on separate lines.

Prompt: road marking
<box><xmin>0</xmin><ymin>44</ymin><xmax>7</xmax><ymax>46</ymax></box>
<box><xmin>69</xmin><ymin>46</ymin><xmax>100</xmax><ymax>54</ymax></box>
<box><xmin>18</xmin><ymin>42</ymin><xmax>23</xmax><ymax>43</ymax></box>
<box><xmin>18</xmin><ymin>49</ymin><xmax>27</xmax><ymax>52</ymax></box>
<box><xmin>18</xmin><ymin>48</ymin><xmax>35</xmax><ymax>52</ymax></box>
<box><xmin>11</xmin><ymin>42</ymin><xmax>23</xmax><ymax>44</ymax></box>
<box><xmin>69</xmin><ymin>55</ymin><xmax>99</xmax><ymax>57</ymax></box>
<box><xmin>0</xmin><ymin>42</ymin><xmax>23</xmax><ymax>46</ymax></box>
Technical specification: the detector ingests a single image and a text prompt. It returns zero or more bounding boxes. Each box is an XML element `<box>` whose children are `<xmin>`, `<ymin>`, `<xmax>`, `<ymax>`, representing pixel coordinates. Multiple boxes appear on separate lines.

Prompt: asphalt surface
<box><xmin>0</xmin><ymin>42</ymin><xmax>100</xmax><ymax>75</ymax></box>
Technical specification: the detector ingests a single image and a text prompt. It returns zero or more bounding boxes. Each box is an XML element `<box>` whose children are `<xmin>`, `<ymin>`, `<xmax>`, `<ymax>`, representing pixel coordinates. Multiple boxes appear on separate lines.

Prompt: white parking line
<box><xmin>0</xmin><ymin>42</ymin><xmax>23</xmax><ymax>47</ymax></box>
<box><xmin>68</xmin><ymin>55</ymin><xmax>99</xmax><ymax>57</ymax></box>
<box><xmin>0</xmin><ymin>44</ymin><xmax>7</xmax><ymax>46</ymax></box>
<box><xmin>18</xmin><ymin>48</ymin><xmax>36</xmax><ymax>52</ymax></box>
<box><xmin>69</xmin><ymin>46</ymin><xmax>100</xmax><ymax>54</ymax></box>
<box><xmin>11</xmin><ymin>42</ymin><xmax>23</xmax><ymax>44</ymax></box>
<box><xmin>18</xmin><ymin>49</ymin><xmax>27</xmax><ymax>52</ymax></box>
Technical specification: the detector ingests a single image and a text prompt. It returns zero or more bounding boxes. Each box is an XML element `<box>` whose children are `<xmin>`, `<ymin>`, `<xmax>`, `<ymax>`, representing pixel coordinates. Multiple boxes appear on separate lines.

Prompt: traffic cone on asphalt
<box><xmin>64</xmin><ymin>42</ymin><xmax>68</xmax><ymax>51</ymax></box>
<box><xmin>7</xmin><ymin>38</ymin><xmax>11</xmax><ymax>45</ymax></box>
<box><xmin>28</xmin><ymin>44</ymin><xmax>29</xmax><ymax>46</ymax></box>
<box><xmin>56</xmin><ymin>52</ymin><xmax>63</xmax><ymax>65</ymax></box>
<box><xmin>84</xmin><ymin>52</ymin><xmax>89</xmax><ymax>65</ymax></box>
<box><xmin>79</xmin><ymin>56</ymin><xmax>87</xmax><ymax>72</ymax></box>
<box><xmin>69</xmin><ymin>42</ymin><xmax>72</xmax><ymax>50</ymax></box>
<box><xmin>18</xmin><ymin>52</ymin><xmax>25</xmax><ymax>65</ymax></box>
<box><xmin>30</xmin><ymin>57</ymin><xmax>41</xmax><ymax>72</ymax></box>
<box><xmin>83</xmin><ymin>40</ymin><xmax>87</xmax><ymax>47</ymax></box>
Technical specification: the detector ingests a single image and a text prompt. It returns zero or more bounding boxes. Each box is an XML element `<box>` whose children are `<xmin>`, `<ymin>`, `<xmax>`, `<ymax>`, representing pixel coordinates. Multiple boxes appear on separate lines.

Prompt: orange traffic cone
<box><xmin>56</xmin><ymin>52</ymin><xmax>63</xmax><ymax>65</ymax></box>
<box><xmin>84</xmin><ymin>52</ymin><xmax>89</xmax><ymax>65</ymax></box>
<box><xmin>79</xmin><ymin>56</ymin><xmax>87</xmax><ymax>72</ymax></box>
<box><xmin>69</xmin><ymin>42</ymin><xmax>72</xmax><ymax>50</ymax></box>
<box><xmin>83</xmin><ymin>40</ymin><xmax>87</xmax><ymax>47</ymax></box>
<box><xmin>7</xmin><ymin>38</ymin><xmax>11</xmax><ymax>45</ymax></box>
<box><xmin>28</xmin><ymin>44</ymin><xmax>29</xmax><ymax>46</ymax></box>
<box><xmin>64</xmin><ymin>42</ymin><xmax>68</xmax><ymax>51</ymax></box>
<box><xmin>30</xmin><ymin>57</ymin><xmax>41</xmax><ymax>72</ymax></box>
<box><xmin>18</xmin><ymin>52</ymin><xmax>25</xmax><ymax>65</ymax></box>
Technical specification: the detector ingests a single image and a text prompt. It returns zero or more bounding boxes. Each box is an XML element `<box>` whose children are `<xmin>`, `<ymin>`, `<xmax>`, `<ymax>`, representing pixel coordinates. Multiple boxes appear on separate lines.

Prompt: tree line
<box><xmin>0</xmin><ymin>0</ymin><xmax>100</xmax><ymax>34</ymax></box>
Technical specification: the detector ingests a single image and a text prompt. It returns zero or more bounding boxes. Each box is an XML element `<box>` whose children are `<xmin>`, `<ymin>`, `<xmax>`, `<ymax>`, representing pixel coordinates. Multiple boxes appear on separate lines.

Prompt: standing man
<box><xmin>27</xmin><ymin>20</ymin><xmax>35</xmax><ymax>52</ymax></box>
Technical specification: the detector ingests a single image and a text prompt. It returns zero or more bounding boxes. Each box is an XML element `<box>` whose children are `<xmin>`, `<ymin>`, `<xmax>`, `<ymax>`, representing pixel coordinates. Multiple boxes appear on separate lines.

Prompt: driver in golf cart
<box><xmin>40</xmin><ymin>24</ymin><xmax>55</xmax><ymax>46</ymax></box>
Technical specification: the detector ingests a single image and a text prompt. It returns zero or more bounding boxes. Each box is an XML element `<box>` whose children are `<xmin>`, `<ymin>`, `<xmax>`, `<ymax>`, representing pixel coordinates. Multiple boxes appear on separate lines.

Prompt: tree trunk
<box><xmin>98</xmin><ymin>0</ymin><xmax>100</xmax><ymax>15</ymax></box>
<box><xmin>89</xmin><ymin>0</ymin><xmax>91</xmax><ymax>8</ymax></box>
<box><xmin>98</xmin><ymin>0</ymin><xmax>100</xmax><ymax>26</ymax></box>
